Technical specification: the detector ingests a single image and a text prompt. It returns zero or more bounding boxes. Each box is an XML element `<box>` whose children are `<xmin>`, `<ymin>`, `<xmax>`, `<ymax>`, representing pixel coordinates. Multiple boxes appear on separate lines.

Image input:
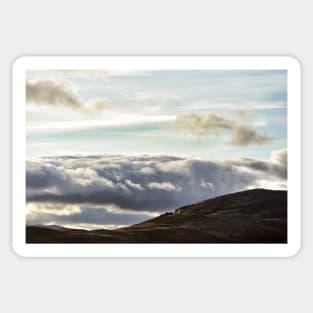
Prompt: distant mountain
<box><xmin>26</xmin><ymin>189</ymin><xmax>287</xmax><ymax>244</ymax></box>
<box><xmin>29</xmin><ymin>224</ymin><xmax>66</xmax><ymax>231</ymax></box>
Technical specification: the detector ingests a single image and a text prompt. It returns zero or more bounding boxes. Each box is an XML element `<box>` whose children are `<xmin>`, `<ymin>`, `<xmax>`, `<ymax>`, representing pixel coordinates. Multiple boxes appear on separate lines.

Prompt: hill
<box><xmin>26</xmin><ymin>188</ymin><xmax>287</xmax><ymax>243</ymax></box>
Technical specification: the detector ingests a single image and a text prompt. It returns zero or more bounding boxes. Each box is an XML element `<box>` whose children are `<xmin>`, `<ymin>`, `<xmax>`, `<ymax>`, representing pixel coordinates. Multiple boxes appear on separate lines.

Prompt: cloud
<box><xmin>227</xmin><ymin>148</ymin><xmax>287</xmax><ymax>180</ymax></box>
<box><xmin>27</xmin><ymin>203</ymin><xmax>153</xmax><ymax>230</ymax></box>
<box><xmin>27</xmin><ymin>70</ymin><xmax>110</xmax><ymax>80</ymax></box>
<box><xmin>231</xmin><ymin>125</ymin><xmax>272</xmax><ymax>146</ymax></box>
<box><xmin>27</xmin><ymin>152</ymin><xmax>287</xmax><ymax>224</ymax></box>
<box><xmin>174</xmin><ymin>113</ymin><xmax>231</xmax><ymax>136</ymax></box>
<box><xmin>86</xmin><ymin>99</ymin><xmax>111</xmax><ymax>113</ymax></box>
<box><xmin>27</xmin><ymin>70</ymin><xmax>149</xmax><ymax>81</ymax></box>
<box><xmin>26</xmin><ymin>79</ymin><xmax>110</xmax><ymax>113</ymax></box>
<box><xmin>27</xmin><ymin>79</ymin><xmax>81</xmax><ymax>109</ymax></box>
<box><xmin>271</xmin><ymin>148</ymin><xmax>287</xmax><ymax>166</ymax></box>
<box><xmin>173</xmin><ymin>113</ymin><xmax>273</xmax><ymax>146</ymax></box>
<box><xmin>147</xmin><ymin>181</ymin><xmax>178</xmax><ymax>192</ymax></box>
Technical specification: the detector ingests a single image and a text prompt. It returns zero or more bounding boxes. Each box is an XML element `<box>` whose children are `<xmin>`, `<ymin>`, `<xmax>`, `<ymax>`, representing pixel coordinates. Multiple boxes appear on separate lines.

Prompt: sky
<box><xmin>26</xmin><ymin>70</ymin><xmax>288</xmax><ymax>229</ymax></box>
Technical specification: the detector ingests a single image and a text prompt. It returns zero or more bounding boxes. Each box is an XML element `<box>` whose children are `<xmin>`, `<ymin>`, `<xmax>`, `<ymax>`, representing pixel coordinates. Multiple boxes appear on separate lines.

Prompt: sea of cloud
<box><xmin>26</xmin><ymin>150</ymin><xmax>287</xmax><ymax>229</ymax></box>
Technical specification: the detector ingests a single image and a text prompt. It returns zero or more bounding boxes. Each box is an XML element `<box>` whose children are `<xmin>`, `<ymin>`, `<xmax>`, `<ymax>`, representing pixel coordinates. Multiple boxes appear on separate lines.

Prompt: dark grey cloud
<box><xmin>173</xmin><ymin>113</ymin><xmax>273</xmax><ymax>146</ymax></box>
<box><xmin>26</xmin><ymin>161</ymin><xmax>67</xmax><ymax>188</ymax></box>
<box><xmin>26</xmin><ymin>79</ymin><xmax>110</xmax><ymax>113</ymax></box>
<box><xmin>27</xmin><ymin>152</ymin><xmax>287</xmax><ymax>215</ymax></box>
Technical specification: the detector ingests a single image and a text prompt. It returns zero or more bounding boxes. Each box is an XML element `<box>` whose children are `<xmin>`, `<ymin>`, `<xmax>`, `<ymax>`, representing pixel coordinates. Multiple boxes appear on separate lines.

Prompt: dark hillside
<box><xmin>26</xmin><ymin>189</ymin><xmax>287</xmax><ymax>244</ymax></box>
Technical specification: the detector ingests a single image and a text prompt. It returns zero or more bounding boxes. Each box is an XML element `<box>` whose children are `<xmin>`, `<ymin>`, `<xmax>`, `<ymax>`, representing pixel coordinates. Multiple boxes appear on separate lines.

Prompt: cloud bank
<box><xmin>174</xmin><ymin>113</ymin><xmax>273</xmax><ymax>146</ymax></box>
<box><xmin>26</xmin><ymin>151</ymin><xmax>287</xmax><ymax>228</ymax></box>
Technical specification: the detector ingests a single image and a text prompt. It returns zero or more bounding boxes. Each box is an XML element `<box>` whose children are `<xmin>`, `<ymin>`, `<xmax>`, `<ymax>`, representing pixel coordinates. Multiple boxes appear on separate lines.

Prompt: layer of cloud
<box><xmin>26</xmin><ymin>79</ymin><xmax>110</xmax><ymax>113</ymax></box>
<box><xmin>26</xmin><ymin>150</ymin><xmax>287</xmax><ymax>228</ymax></box>
<box><xmin>173</xmin><ymin>113</ymin><xmax>273</xmax><ymax>146</ymax></box>
<box><xmin>26</xmin><ymin>155</ymin><xmax>254</xmax><ymax>211</ymax></box>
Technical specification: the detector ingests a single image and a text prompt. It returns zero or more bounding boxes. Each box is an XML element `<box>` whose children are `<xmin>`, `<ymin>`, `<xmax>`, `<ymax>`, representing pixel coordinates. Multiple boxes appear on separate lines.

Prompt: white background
<box><xmin>0</xmin><ymin>1</ymin><xmax>311</xmax><ymax>312</ymax></box>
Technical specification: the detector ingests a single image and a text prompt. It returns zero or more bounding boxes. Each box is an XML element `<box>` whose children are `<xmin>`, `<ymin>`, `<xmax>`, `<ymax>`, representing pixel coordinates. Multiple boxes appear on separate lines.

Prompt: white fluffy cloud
<box><xmin>147</xmin><ymin>181</ymin><xmax>178</xmax><ymax>192</ymax></box>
